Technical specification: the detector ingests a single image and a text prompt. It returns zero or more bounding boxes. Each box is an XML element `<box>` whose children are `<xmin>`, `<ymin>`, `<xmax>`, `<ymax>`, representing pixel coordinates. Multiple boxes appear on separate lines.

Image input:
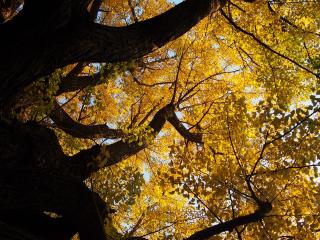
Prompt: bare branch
<box><xmin>166</xmin><ymin>106</ymin><xmax>203</xmax><ymax>143</ymax></box>
<box><xmin>128</xmin><ymin>0</ymin><xmax>139</xmax><ymax>23</ymax></box>
<box><xmin>50</xmin><ymin>100</ymin><xmax>125</xmax><ymax>139</ymax></box>
<box><xmin>185</xmin><ymin>202</ymin><xmax>272</xmax><ymax>240</ymax></box>
<box><xmin>185</xmin><ymin>184</ymin><xmax>222</xmax><ymax>222</ymax></box>
<box><xmin>58</xmin><ymin>74</ymin><xmax>101</xmax><ymax>95</ymax></box>
<box><xmin>67</xmin><ymin>103</ymin><xmax>203</xmax><ymax>179</ymax></box>
<box><xmin>89</xmin><ymin>0</ymin><xmax>103</xmax><ymax>21</ymax></box>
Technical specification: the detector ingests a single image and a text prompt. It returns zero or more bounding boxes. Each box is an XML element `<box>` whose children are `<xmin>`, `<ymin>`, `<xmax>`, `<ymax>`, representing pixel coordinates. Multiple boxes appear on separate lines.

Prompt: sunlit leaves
<box><xmin>47</xmin><ymin>0</ymin><xmax>320</xmax><ymax>239</ymax></box>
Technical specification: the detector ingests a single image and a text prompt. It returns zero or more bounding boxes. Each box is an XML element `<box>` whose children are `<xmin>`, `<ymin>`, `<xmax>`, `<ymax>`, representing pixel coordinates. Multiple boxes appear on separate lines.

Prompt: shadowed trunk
<box><xmin>0</xmin><ymin>0</ymin><xmax>271</xmax><ymax>239</ymax></box>
<box><xmin>0</xmin><ymin>0</ymin><xmax>226</xmax><ymax>106</ymax></box>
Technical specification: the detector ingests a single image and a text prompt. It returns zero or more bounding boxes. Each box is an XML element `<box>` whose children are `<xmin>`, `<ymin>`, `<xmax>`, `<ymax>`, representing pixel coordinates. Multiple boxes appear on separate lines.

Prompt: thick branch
<box><xmin>56</xmin><ymin>70</ymin><xmax>93</xmax><ymax>95</ymax></box>
<box><xmin>185</xmin><ymin>202</ymin><xmax>272</xmax><ymax>240</ymax></box>
<box><xmin>88</xmin><ymin>0</ymin><xmax>103</xmax><ymax>21</ymax></box>
<box><xmin>68</xmin><ymin>104</ymin><xmax>169</xmax><ymax>179</ymax></box>
<box><xmin>50</xmin><ymin>100</ymin><xmax>125</xmax><ymax>139</ymax></box>
<box><xmin>83</xmin><ymin>0</ymin><xmax>226</xmax><ymax>62</ymax></box>
<box><xmin>166</xmin><ymin>108</ymin><xmax>203</xmax><ymax>143</ymax></box>
<box><xmin>0</xmin><ymin>120</ymin><xmax>110</xmax><ymax>239</ymax></box>
<box><xmin>67</xmin><ymin>104</ymin><xmax>202</xmax><ymax>179</ymax></box>
<box><xmin>0</xmin><ymin>0</ymin><xmax>226</xmax><ymax>105</ymax></box>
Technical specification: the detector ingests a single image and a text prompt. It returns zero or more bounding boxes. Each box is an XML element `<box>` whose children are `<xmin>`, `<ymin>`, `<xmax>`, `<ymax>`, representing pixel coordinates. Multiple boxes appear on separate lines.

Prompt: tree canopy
<box><xmin>0</xmin><ymin>0</ymin><xmax>320</xmax><ymax>239</ymax></box>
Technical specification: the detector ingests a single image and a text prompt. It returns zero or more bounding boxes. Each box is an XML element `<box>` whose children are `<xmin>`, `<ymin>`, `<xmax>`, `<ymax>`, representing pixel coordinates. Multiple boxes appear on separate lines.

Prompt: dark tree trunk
<box><xmin>0</xmin><ymin>0</ymin><xmax>272</xmax><ymax>239</ymax></box>
<box><xmin>0</xmin><ymin>0</ymin><xmax>226</xmax><ymax>106</ymax></box>
<box><xmin>0</xmin><ymin>120</ymin><xmax>107</xmax><ymax>239</ymax></box>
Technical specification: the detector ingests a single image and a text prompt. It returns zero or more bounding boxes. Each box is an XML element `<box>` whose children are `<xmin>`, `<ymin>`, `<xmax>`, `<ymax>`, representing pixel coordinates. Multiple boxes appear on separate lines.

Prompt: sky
<box><xmin>168</xmin><ymin>0</ymin><xmax>183</xmax><ymax>4</ymax></box>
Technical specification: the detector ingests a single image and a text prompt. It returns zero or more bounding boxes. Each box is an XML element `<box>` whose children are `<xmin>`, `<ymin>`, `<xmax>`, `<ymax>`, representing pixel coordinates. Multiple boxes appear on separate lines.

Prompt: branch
<box><xmin>127</xmin><ymin>213</ymin><xmax>145</xmax><ymax>237</ymax></box>
<box><xmin>130</xmin><ymin>71</ymin><xmax>174</xmax><ymax>87</ymax></box>
<box><xmin>220</xmin><ymin>9</ymin><xmax>318</xmax><ymax>78</ymax></box>
<box><xmin>0</xmin><ymin>0</ymin><xmax>22</xmax><ymax>23</ymax></box>
<box><xmin>252</xmin><ymin>163</ymin><xmax>320</xmax><ymax>176</ymax></box>
<box><xmin>84</xmin><ymin>0</ymin><xmax>227</xmax><ymax>62</ymax></box>
<box><xmin>89</xmin><ymin>0</ymin><xmax>103</xmax><ymax>21</ymax></box>
<box><xmin>268</xmin><ymin>107</ymin><xmax>319</xmax><ymax>145</ymax></box>
<box><xmin>0</xmin><ymin>0</ymin><xmax>227</xmax><ymax>105</ymax></box>
<box><xmin>68</xmin><ymin>104</ymin><xmax>203</xmax><ymax>179</ymax></box>
<box><xmin>267</xmin><ymin>1</ymin><xmax>320</xmax><ymax>37</ymax></box>
<box><xmin>57</xmin><ymin>74</ymin><xmax>103</xmax><ymax>95</ymax></box>
<box><xmin>166</xmin><ymin>106</ymin><xmax>203</xmax><ymax>143</ymax></box>
<box><xmin>68</xmin><ymin>104</ymin><xmax>170</xmax><ymax>179</ymax></box>
<box><xmin>50</xmin><ymin>100</ymin><xmax>125</xmax><ymax>139</ymax></box>
<box><xmin>177</xmin><ymin>70</ymin><xmax>238</xmax><ymax>105</ymax></box>
<box><xmin>185</xmin><ymin>202</ymin><xmax>272</xmax><ymax>240</ymax></box>
<box><xmin>128</xmin><ymin>0</ymin><xmax>139</xmax><ymax>23</ymax></box>
<box><xmin>57</xmin><ymin>60</ymin><xmax>142</xmax><ymax>95</ymax></box>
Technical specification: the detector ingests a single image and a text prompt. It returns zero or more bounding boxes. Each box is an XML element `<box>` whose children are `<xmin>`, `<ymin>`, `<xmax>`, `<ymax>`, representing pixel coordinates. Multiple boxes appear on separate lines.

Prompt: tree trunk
<box><xmin>0</xmin><ymin>0</ymin><xmax>226</xmax><ymax>106</ymax></box>
<box><xmin>0</xmin><ymin>0</ymin><xmax>229</xmax><ymax>239</ymax></box>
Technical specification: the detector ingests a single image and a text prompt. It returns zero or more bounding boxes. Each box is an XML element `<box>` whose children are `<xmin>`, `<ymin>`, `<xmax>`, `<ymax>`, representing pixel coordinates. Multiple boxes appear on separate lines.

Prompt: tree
<box><xmin>0</xmin><ymin>0</ymin><xmax>319</xmax><ymax>239</ymax></box>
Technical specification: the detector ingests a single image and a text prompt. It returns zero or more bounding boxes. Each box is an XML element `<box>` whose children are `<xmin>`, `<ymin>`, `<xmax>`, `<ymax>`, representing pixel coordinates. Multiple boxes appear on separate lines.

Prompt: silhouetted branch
<box><xmin>50</xmin><ymin>100</ymin><xmax>125</xmax><ymax>139</ymax></box>
<box><xmin>185</xmin><ymin>202</ymin><xmax>272</xmax><ymax>240</ymax></box>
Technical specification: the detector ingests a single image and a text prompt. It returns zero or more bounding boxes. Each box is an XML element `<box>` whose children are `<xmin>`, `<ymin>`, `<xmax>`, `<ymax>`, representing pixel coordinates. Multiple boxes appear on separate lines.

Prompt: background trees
<box><xmin>0</xmin><ymin>0</ymin><xmax>320</xmax><ymax>239</ymax></box>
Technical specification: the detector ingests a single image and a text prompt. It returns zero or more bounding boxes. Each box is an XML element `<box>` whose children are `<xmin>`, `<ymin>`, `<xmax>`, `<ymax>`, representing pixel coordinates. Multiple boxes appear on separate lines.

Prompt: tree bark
<box><xmin>0</xmin><ymin>0</ymin><xmax>230</xmax><ymax>238</ymax></box>
<box><xmin>50</xmin><ymin>100</ymin><xmax>125</xmax><ymax>139</ymax></box>
<box><xmin>0</xmin><ymin>0</ymin><xmax>226</xmax><ymax>106</ymax></box>
<box><xmin>64</xmin><ymin>103</ymin><xmax>203</xmax><ymax>179</ymax></box>
<box><xmin>57</xmin><ymin>73</ymin><xmax>103</xmax><ymax>95</ymax></box>
<box><xmin>0</xmin><ymin>169</ymin><xmax>107</xmax><ymax>240</ymax></box>
<box><xmin>1</xmin><ymin>210</ymin><xmax>76</xmax><ymax>240</ymax></box>
<box><xmin>185</xmin><ymin>202</ymin><xmax>272</xmax><ymax>240</ymax></box>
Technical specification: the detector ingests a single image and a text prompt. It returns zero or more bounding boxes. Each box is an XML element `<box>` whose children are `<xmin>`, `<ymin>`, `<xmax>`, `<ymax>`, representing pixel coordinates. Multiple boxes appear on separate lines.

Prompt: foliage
<box><xmin>17</xmin><ymin>69</ymin><xmax>63</xmax><ymax>120</ymax></box>
<box><xmin>50</xmin><ymin>0</ymin><xmax>320</xmax><ymax>239</ymax></box>
<box><xmin>2</xmin><ymin>0</ymin><xmax>320</xmax><ymax>239</ymax></box>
